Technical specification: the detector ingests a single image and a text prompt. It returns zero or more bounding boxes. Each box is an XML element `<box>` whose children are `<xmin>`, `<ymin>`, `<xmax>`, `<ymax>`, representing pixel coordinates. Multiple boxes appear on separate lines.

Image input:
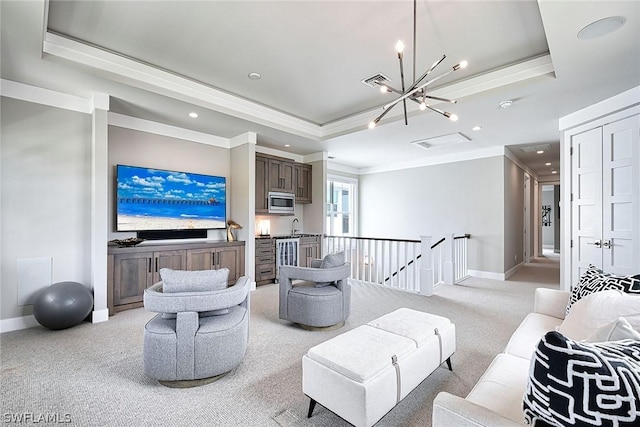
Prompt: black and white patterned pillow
<box><xmin>567</xmin><ymin>265</ymin><xmax>640</xmax><ymax>315</ymax></box>
<box><xmin>523</xmin><ymin>331</ymin><xmax>640</xmax><ymax>427</ymax></box>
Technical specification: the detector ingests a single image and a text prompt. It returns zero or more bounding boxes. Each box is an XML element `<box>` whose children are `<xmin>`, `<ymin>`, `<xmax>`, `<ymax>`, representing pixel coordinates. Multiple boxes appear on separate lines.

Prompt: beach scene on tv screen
<box><xmin>117</xmin><ymin>165</ymin><xmax>226</xmax><ymax>231</ymax></box>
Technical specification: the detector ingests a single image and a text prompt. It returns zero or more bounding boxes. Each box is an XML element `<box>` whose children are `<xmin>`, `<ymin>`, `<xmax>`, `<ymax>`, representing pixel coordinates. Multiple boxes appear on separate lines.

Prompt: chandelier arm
<box><xmin>378</xmin><ymin>84</ymin><xmax>403</xmax><ymax>95</ymax></box>
<box><xmin>373</xmin><ymin>80</ymin><xmax>403</xmax><ymax>94</ymax></box>
<box><xmin>382</xmin><ymin>66</ymin><xmax>457</xmax><ymax>111</ymax></box>
<box><xmin>424</xmin><ymin>95</ymin><xmax>457</xmax><ymax>104</ymax></box>
<box><xmin>424</xmin><ymin>104</ymin><xmax>451</xmax><ymax>118</ymax></box>
<box><xmin>398</xmin><ymin>52</ymin><xmax>408</xmax><ymax>125</ymax></box>
<box><xmin>371</xmin><ymin>101</ymin><xmax>395</xmax><ymax>126</ymax></box>
<box><xmin>408</xmin><ymin>55</ymin><xmax>447</xmax><ymax>92</ymax></box>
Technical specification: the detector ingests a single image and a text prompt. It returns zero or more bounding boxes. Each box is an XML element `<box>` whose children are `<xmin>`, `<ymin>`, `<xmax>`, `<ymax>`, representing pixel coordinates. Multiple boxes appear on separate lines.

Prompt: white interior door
<box><xmin>602</xmin><ymin>115</ymin><xmax>640</xmax><ymax>276</ymax></box>
<box><xmin>571</xmin><ymin>126</ymin><xmax>603</xmax><ymax>284</ymax></box>
<box><xmin>571</xmin><ymin>114</ymin><xmax>640</xmax><ymax>284</ymax></box>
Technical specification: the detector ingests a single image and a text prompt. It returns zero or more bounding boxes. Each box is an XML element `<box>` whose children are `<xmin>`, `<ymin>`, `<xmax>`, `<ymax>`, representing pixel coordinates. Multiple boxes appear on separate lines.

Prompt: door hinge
<box><xmin>571</xmin><ymin>193</ymin><xmax>574</xmax><ymax>202</ymax></box>
<box><xmin>571</xmin><ymin>239</ymin><xmax>573</xmax><ymax>248</ymax></box>
<box><xmin>570</xmin><ymin>147</ymin><xmax>573</xmax><ymax>156</ymax></box>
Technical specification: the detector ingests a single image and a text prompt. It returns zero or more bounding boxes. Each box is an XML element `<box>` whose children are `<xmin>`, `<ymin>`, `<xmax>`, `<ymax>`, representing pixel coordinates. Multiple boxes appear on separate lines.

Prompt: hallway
<box><xmin>509</xmin><ymin>249</ymin><xmax>561</xmax><ymax>287</ymax></box>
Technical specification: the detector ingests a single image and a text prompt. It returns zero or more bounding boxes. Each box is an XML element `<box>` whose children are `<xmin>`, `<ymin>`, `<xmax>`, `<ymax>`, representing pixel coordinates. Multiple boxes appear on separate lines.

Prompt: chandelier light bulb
<box><xmin>380</xmin><ymin>86</ymin><xmax>388</xmax><ymax>93</ymax></box>
<box><xmin>395</xmin><ymin>40</ymin><xmax>405</xmax><ymax>54</ymax></box>
<box><xmin>419</xmin><ymin>102</ymin><xmax>426</xmax><ymax>111</ymax></box>
<box><xmin>459</xmin><ymin>60</ymin><xmax>468</xmax><ymax>69</ymax></box>
<box><xmin>446</xmin><ymin>113</ymin><xmax>459</xmax><ymax>122</ymax></box>
<box><xmin>368</xmin><ymin>121</ymin><xmax>377</xmax><ymax>129</ymax></box>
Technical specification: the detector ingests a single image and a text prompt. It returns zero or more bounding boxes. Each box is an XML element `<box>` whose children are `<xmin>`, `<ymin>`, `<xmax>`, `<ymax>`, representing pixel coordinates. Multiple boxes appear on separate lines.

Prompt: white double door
<box><xmin>571</xmin><ymin>114</ymin><xmax>640</xmax><ymax>284</ymax></box>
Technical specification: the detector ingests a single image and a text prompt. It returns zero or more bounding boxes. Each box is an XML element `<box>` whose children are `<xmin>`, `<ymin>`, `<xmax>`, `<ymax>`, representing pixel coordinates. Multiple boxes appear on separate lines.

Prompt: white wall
<box><xmin>1</xmin><ymin>97</ymin><xmax>92</xmax><ymax>320</ymax></box>
<box><xmin>358</xmin><ymin>156</ymin><xmax>505</xmax><ymax>274</ymax></box>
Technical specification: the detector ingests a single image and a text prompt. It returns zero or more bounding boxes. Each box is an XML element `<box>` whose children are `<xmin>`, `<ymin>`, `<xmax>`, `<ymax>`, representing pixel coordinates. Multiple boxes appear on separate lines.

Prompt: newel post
<box><xmin>443</xmin><ymin>233</ymin><xmax>455</xmax><ymax>285</ymax></box>
<box><xmin>419</xmin><ymin>235</ymin><xmax>434</xmax><ymax>296</ymax></box>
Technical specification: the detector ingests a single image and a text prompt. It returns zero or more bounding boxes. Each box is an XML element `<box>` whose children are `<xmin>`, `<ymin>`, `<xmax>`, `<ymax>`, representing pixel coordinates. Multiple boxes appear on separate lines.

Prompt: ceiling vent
<box><xmin>361</xmin><ymin>73</ymin><xmax>391</xmax><ymax>88</ymax></box>
<box><xmin>411</xmin><ymin>132</ymin><xmax>471</xmax><ymax>149</ymax></box>
<box><xmin>520</xmin><ymin>144</ymin><xmax>551</xmax><ymax>153</ymax></box>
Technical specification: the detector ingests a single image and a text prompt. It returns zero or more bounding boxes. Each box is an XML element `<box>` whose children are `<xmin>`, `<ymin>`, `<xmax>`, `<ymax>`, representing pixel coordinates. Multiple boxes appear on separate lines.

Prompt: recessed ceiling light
<box><xmin>284</xmin><ymin>144</ymin><xmax>290</xmax><ymax>147</ymax></box>
<box><xmin>499</xmin><ymin>100</ymin><xmax>513</xmax><ymax>109</ymax></box>
<box><xmin>472</xmin><ymin>126</ymin><xmax>483</xmax><ymax>131</ymax></box>
<box><xmin>188</xmin><ymin>112</ymin><xmax>198</xmax><ymax>118</ymax></box>
<box><xmin>545</xmin><ymin>162</ymin><xmax>551</xmax><ymax>166</ymax></box>
<box><xmin>552</xmin><ymin>170</ymin><xmax>557</xmax><ymax>174</ymax></box>
<box><xmin>578</xmin><ymin>16</ymin><xmax>626</xmax><ymax>40</ymax></box>
<box><xmin>537</xmin><ymin>150</ymin><xmax>544</xmax><ymax>154</ymax></box>
<box><xmin>248</xmin><ymin>72</ymin><xmax>261</xmax><ymax>80</ymax></box>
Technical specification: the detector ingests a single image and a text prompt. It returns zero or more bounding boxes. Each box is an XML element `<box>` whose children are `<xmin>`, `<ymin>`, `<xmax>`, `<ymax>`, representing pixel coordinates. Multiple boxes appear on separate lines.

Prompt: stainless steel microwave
<box><xmin>268</xmin><ymin>191</ymin><xmax>295</xmax><ymax>214</ymax></box>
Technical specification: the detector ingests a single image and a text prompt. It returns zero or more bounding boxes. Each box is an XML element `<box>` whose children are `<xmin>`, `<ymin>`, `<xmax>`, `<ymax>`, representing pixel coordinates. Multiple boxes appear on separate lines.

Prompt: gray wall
<box><xmin>108</xmin><ymin>126</ymin><xmax>230</xmax><ymax>241</ymax></box>
<box><xmin>503</xmin><ymin>157</ymin><xmax>525</xmax><ymax>271</ymax></box>
<box><xmin>358</xmin><ymin>156</ymin><xmax>505</xmax><ymax>274</ymax></box>
<box><xmin>1</xmin><ymin>97</ymin><xmax>92</xmax><ymax>320</ymax></box>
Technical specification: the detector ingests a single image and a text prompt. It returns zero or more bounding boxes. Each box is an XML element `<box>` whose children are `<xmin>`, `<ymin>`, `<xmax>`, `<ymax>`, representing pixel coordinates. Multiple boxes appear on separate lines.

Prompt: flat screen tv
<box><xmin>116</xmin><ymin>164</ymin><xmax>226</xmax><ymax>232</ymax></box>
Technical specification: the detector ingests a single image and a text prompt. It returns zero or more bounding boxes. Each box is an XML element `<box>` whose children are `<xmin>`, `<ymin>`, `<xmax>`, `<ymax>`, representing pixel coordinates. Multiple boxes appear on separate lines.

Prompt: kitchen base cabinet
<box><xmin>255</xmin><ymin>238</ymin><xmax>276</xmax><ymax>285</ymax></box>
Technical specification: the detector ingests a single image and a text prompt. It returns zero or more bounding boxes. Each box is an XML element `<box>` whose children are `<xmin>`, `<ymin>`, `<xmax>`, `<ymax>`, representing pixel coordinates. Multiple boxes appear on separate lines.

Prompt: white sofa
<box><xmin>432</xmin><ymin>288</ymin><xmax>571</xmax><ymax>427</ymax></box>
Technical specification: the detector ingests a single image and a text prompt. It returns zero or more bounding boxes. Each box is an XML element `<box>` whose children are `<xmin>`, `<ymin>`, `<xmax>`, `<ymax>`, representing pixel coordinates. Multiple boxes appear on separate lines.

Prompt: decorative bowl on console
<box><xmin>109</xmin><ymin>237</ymin><xmax>145</xmax><ymax>247</ymax></box>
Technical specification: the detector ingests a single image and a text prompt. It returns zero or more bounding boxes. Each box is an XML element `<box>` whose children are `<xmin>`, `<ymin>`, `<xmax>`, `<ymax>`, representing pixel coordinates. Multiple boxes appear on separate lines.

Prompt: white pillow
<box><xmin>557</xmin><ymin>289</ymin><xmax>640</xmax><ymax>341</ymax></box>
<box><xmin>586</xmin><ymin>317</ymin><xmax>640</xmax><ymax>342</ymax></box>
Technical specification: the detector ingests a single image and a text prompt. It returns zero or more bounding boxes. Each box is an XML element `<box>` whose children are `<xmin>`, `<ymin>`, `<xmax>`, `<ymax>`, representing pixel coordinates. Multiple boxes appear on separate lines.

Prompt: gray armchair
<box><xmin>279</xmin><ymin>253</ymin><xmax>351</xmax><ymax>329</ymax></box>
<box><xmin>143</xmin><ymin>269</ymin><xmax>250</xmax><ymax>387</ymax></box>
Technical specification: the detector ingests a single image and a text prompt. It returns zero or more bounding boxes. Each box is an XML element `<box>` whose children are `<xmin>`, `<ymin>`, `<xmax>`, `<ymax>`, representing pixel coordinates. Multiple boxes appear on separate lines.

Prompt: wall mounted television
<box><xmin>116</xmin><ymin>164</ymin><xmax>226</xmax><ymax>232</ymax></box>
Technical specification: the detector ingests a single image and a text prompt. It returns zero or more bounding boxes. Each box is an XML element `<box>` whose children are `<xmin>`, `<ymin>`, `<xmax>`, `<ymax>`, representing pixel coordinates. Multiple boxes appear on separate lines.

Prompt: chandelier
<box><xmin>367</xmin><ymin>0</ymin><xmax>468</xmax><ymax>129</ymax></box>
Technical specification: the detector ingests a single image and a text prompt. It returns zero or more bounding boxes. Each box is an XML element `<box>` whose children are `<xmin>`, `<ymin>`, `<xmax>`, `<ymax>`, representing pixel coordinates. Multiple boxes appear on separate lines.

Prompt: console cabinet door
<box><xmin>186</xmin><ymin>246</ymin><xmax>243</xmax><ymax>285</ymax></box>
<box><xmin>113</xmin><ymin>252</ymin><xmax>152</xmax><ymax>305</ymax></box>
<box><xmin>152</xmin><ymin>250</ymin><xmax>187</xmax><ymax>283</ymax></box>
<box><xmin>186</xmin><ymin>248</ymin><xmax>214</xmax><ymax>271</ymax></box>
<box><xmin>217</xmin><ymin>246</ymin><xmax>241</xmax><ymax>285</ymax></box>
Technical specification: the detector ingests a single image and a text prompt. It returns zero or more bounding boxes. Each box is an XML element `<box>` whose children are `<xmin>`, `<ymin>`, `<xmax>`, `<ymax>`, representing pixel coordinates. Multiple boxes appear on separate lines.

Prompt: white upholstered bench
<box><xmin>302</xmin><ymin>308</ymin><xmax>456</xmax><ymax>427</ymax></box>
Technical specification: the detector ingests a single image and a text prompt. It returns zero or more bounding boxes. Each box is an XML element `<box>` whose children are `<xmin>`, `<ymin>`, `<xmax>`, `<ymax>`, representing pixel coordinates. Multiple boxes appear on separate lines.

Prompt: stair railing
<box><xmin>324</xmin><ymin>233</ymin><xmax>470</xmax><ymax>296</ymax></box>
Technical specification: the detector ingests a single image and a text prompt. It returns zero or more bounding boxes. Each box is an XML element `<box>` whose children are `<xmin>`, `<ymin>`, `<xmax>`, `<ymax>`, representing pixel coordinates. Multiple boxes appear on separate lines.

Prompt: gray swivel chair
<box><xmin>143</xmin><ymin>268</ymin><xmax>250</xmax><ymax>387</ymax></box>
<box><xmin>279</xmin><ymin>252</ymin><xmax>351</xmax><ymax>329</ymax></box>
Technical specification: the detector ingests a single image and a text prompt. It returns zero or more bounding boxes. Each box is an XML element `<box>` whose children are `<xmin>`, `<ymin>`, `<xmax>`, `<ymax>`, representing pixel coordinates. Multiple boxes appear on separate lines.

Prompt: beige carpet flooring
<box><xmin>0</xmin><ymin>261</ymin><xmax>559</xmax><ymax>426</ymax></box>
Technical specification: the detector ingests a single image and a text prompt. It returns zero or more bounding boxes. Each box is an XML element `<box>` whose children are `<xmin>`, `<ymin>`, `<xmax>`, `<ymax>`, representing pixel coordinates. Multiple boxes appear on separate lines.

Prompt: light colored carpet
<box><xmin>0</xmin><ymin>264</ymin><xmax>558</xmax><ymax>426</ymax></box>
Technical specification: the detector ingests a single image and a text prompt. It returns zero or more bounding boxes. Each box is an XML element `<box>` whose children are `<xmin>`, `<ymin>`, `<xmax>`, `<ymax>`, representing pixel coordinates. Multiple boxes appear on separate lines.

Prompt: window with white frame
<box><xmin>326</xmin><ymin>175</ymin><xmax>357</xmax><ymax>237</ymax></box>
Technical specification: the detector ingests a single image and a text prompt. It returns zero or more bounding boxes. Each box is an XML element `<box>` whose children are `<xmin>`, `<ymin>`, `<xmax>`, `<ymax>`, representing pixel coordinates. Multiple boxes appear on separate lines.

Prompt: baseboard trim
<box><xmin>468</xmin><ymin>263</ymin><xmax>523</xmax><ymax>282</ymax></box>
<box><xmin>92</xmin><ymin>309</ymin><xmax>109</xmax><ymax>324</ymax></box>
<box><xmin>504</xmin><ymin>262</ymin><xmax>523</xmax><ymax>280</ymax></box>
<box><xmin>0</xmin><ymin>315</ymin><xmax>39</xmax><ymax>333</ymax></box>
<box><xmin>468</xmin><ymin>270</ymin><xmax>505</xmax><ymax>281</ymax></box>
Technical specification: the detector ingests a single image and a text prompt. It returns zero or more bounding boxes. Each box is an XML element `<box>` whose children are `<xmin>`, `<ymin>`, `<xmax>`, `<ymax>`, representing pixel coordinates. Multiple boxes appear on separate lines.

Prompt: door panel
<box><xmin>602</xmin><ymin>115</ymin><xmax>639</xmax><ymax>276</ymax></box>
<box><xmin>572</xmin><ymin>127</ymin><xmax>603</xmax><ymax>284</ymax></box>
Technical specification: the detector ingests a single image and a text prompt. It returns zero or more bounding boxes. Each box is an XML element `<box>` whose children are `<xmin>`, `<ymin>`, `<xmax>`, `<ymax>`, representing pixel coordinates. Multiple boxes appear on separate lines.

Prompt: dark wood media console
<box><xmin>107</xmin><ymin>240</ymin><xmax>245</xmax><ymax>315</ymax></box>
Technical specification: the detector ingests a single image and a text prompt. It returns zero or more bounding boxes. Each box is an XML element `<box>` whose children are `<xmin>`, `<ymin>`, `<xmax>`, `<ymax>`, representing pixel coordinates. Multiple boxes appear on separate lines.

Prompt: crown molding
<box><xmin>108</xmin><ymin>112</ymin><xmax>230</xmax><ymax>147</ymax></box>
<box><xmin>43</xmin><ymin>32</ymin><xmax>322</xmax><ymax>140</ymax></box>
<box><xmin>1</xmin><ymin>78</ymin><xmax>91</xmax><ymax>113</ymax></box>
<box><xmin>42</xmin><ymin>31</ymin><xmax>555</xmax><ymax>143</ymax></box>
